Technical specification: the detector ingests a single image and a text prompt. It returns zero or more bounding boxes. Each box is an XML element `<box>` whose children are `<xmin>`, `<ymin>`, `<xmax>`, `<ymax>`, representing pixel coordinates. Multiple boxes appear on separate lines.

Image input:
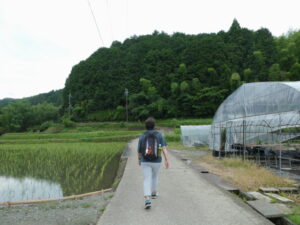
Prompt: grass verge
<box><xmin>287</xmin><ymin>205</ymin><xmax>300</xmax><ymax>225</ymax></box>
<box><xmin>196</xmin><ymin>155</ymin><xmax>295</xmax><ymax>191</ymax></box>
<box><xmin>157</xmin><ymin>118</ymin><xmax>212</xmax><ymax>128</ymax></box>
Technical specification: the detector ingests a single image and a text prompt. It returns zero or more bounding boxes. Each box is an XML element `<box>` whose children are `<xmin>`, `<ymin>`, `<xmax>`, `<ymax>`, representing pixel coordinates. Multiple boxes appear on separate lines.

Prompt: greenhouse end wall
<box><xmin>181</xmin><ymin>125</ymin><xmax>211</xmax><ymax>147</ymax></box>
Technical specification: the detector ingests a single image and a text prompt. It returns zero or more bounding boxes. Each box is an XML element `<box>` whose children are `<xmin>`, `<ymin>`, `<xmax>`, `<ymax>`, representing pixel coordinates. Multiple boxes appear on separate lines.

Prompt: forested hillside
<box><xmin>0</xmin><ymin>98</ymin><xmax>16</xmax><ymax>108</ymax></box>
<box><xmin>1</xmin><ymin>20</ymin><xmax>300</xmax><ymax>133</ymax></box>
<box><xmin>27</xmin><ymin>89</ymin><xmax>63</xmax><ymax>107</ymax></box>
<box><xmin>0</xmin><ymin>89</ymin><xmax>63</xmax><ymax>107</ymax></box>
<box><xmin>0</xmin><ymin>89</ymin><xmax>62</xmax><ymax>133</ymax></box>
<box><xmin>63</xmin><ymin>20</ymin><xmax>300</xmax><ymax>121</ymax></box>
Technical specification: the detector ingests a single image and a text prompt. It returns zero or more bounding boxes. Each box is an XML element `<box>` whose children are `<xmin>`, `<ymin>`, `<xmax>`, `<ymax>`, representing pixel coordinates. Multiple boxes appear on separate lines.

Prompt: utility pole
<box><xmin>68</xmin><ymin>93</ymin><xmax>72</xmax><ymax>118</ymax></box>
<box><xmin>124</xmin><ymin>88</ymin><xmax>129</xmax><ymax>122</ymax></box>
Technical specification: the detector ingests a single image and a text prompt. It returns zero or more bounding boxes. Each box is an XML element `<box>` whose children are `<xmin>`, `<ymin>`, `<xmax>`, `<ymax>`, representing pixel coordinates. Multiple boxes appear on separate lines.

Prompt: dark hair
<box><xmin>145</xmin><ymin>117</ymin><xmax>156</xmax><ymax>130</ymax></box>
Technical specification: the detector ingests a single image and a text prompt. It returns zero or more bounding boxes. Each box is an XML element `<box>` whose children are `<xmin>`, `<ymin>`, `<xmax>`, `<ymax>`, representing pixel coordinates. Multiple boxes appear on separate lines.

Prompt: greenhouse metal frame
<box><xmin>209</xmin><ymin>82</ymin><xmax>300</xmax><ymax>170</ymax></box>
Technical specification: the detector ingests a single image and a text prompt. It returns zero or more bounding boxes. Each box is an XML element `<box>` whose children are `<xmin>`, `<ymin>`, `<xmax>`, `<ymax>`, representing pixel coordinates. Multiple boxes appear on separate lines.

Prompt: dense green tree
<box><xmin>275</xmin><ymin>30</ymin><xmax>300</xmax><ymax>72</ymax></box>
<box><xmin>0</xmin><ymin>100</ymin><xmax>59</xmax><ymax>132</ymax></box>
<box><xmin>289</xmin><ymin>63</ymin><xmax>300</xmax><ymax>81</ymax></box>
<box><xmin>0</xmin><ymin>89</ymin><xmax>62</xmax><ymax>108</ymax></box>
<box><xmin>0</xmin><ymin>98</ymin><xmax>17</xmax><ymax>108</ymax></box>
<box><xmin>0</xmin><ymin>100</ymin><xmax>33</xmax><ymax>131</ymax></box>
<box><xmin>31</xmin><ymin>103</ymin><xmax>59</xmax><ymax>126</ymax></box>
<box><xmin>191</xmin><ymin>78</ymin><xmax>201</xmax><ymax>91</ymax></box>
<box><xmin>254</xmin><ymin>28</ymin><xmax>277</xmax><ymax>66</ymax></box>
<box><xmin>207</xmin><ymin>68</ymin><xmax>218</xmax><ymax>85</ymax></box>
<box><xmin>28</xmin><ymin>90</ymin><xmax>63</xmax><ymax>106</ymax></box>
<box><xmin>128</xmin><ymin>78</ymin><xmax>167</xmax><ymax>119</ymax></box>
<box><xmin>225</xmin><ymin>19</ymin><xmax>255</xmax><ymax>74</ymax></box>
<box><xmin>192</xmin><ymin>87</ymin><xmax>228</xmax><ymax>117</ymax></box>
<box><xmin>243</xmin><ymin>68</ymin><xmax>252</xmax><ymax>82</ymax></box>
<box><xmin>268</xmin><ymin>64</ymin><xmax>281</xmax><ymax>81</ymax></box>
<box><xmin>177</xmin><ymin>81</ymin><xmax>193</xmax><ymax>117</ymax></box>
<box><xmin>230</xmin><ymin>72</ymin><xmax>241</xmax><ymax>91</ymax></box>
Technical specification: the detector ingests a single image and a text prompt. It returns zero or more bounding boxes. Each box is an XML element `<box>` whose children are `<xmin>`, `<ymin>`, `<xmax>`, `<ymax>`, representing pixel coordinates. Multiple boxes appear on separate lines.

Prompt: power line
<box><xmin>86</xmin><ymin>0</ymin><xmax>105</xmax><ymax>46</ymax></box>
<box><xmin>106</xmin><ymin>0</ymin><xmax>114</xmax><ymax>42</ymax></box>
<box><xmin>124</xmin><ymin>0</ymin><xmax>129</xmax><ymax>41</ymax></box>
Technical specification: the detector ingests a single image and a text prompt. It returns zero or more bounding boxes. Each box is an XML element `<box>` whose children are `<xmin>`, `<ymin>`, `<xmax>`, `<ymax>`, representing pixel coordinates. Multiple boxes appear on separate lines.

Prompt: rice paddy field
<box><xmin>0</xmin><ymin>124</ymin><xmax>141</xmax><ymax>202</ymax></box>
<box><xmin>0</xmin><ymin>119</ymin><xmax>211</xmax><ymax>203</ymax></box>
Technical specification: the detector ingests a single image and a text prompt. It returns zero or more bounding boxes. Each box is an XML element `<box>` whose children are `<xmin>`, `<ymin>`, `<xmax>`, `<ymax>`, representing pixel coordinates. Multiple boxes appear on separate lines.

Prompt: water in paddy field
<box><xmin>0</xmin><ymin>176</ymin><xmax>63</xmax><ymax>202</ymax></box>
<box><xmin>0</xmin><ymin>152</ymin><xmax>120</xmax><ymax>202</ymax></box>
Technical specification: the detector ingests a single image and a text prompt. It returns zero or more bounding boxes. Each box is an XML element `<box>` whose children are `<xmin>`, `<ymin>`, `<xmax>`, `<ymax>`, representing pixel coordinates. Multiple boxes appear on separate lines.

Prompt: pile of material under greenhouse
<box><xmin>181</xmin><ymin>81</ymin><xmax>300</xmax><ymax>178</ymax></box>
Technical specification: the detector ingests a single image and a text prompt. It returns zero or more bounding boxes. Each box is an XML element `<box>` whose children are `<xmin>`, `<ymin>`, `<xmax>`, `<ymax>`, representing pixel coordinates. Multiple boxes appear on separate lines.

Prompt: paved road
<box><xmin>97</xmin><ymin>139</ymin><xmax>273</xmax><ymax>225</ymax></box>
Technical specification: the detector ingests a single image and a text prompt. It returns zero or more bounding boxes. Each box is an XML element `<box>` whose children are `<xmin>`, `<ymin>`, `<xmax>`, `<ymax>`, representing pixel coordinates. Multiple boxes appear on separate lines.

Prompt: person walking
<box><xmin>137</xmin><ymin>117</ymin><xmax>170</xmax><ymax>209</ymax></box>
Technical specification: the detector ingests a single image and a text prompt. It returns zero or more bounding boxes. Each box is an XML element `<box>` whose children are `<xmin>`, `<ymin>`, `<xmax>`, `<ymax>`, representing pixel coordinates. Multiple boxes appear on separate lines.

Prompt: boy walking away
<box><xmin>137</xmin><ymin>117</ymin><xmax>170</xmax><ymax>209</ymax></box>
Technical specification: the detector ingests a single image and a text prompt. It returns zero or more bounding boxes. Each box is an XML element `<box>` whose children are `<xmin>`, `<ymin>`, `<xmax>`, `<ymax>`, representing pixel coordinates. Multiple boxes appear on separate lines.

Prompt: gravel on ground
<box><xmin>0</xmin><ymin>191</ymin><xmax>114</xmax><ymax>225</ymax></box>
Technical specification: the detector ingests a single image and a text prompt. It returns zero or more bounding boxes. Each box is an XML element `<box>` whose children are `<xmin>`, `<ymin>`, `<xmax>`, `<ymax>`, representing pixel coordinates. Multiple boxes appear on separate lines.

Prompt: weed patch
<box><xmin>196</xmin><ymin>155</ymin><xmax>295</xmax><ymax>191</ymax></box>
<box><xmin>80</xmin><ymin>203</ymin><xmax>91</xmax><ymax>208</ymax></box>
<box><xmin>287</xmin><ymin>205</ymin><xmax>300</xmax><ymax>225</ymax></box>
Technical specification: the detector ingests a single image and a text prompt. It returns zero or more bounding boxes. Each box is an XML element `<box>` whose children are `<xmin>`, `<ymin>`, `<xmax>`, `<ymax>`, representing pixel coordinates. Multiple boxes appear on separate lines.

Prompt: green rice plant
<box><xmin>0</xmin><ymin>123</ymin><xmax>143</xmax><ymax>199</ymax></box>
<box><xmin>76</xmin><ymin>126</ymin><xmax>94</xmax><ymax>132</ymax></box>
<box><xmin>0</xmin><ymin>132</ymin><xmax>140</xmax><ymax>145</ymax></box>
<box><xmin>0</xmin><ymin>130</ymin><xmax>140</xmax><ymax>141</ymax></box>
<box><xmin>0</xmin><ymin>134</ymin><xmax>138</xmax><ymax>144</ymax></box>
<box><xmin>156</xmin><ymin>118</ymin><xmax>212</xmax><ymax>127</ymax></box>
<box><xmin>0</xmin><ymin>142</ymin><xmax>125</xmax><ymax>195</ymax></box>
<box><xmin>45</xmin><ymin>121</ymin><xmax>144</xmax><ymax>133</ymax></box>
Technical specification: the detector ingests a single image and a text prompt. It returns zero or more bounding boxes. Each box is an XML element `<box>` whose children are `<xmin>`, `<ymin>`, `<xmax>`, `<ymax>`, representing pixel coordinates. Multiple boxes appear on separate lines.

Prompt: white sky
<box><xmin>0</xmin><ymin>0</ymin><xmax>299</xmax><ymax>99</ymax></box>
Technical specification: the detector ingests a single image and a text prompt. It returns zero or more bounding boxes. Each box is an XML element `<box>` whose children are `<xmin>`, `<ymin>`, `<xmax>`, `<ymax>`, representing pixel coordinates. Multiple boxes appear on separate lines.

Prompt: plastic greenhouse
<box><xmin>209</xmin><ymin>82</ymin><xmax>300</xmax><ymax>156</ymax></box>
<box><xmin>180</xmin><ymin>125</ymin><xmax>211</xmax><ymax>146</ymax></box>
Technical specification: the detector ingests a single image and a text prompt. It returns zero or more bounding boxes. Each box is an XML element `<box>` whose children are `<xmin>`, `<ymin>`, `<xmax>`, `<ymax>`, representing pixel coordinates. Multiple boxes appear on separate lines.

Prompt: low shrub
<box><xmin>63</xmin><ymin>118</ymin><xmax>76</xmax><ymax>128</ymax></box>
<box><xmin>0</xmin><ymin>127</ymin><xmax>6</xmax><ymax>136</ymax></box>
<box><xmin>39</xmin><ymin>121</ymin><xmax>54</xmax><ymax>132</ymax></box>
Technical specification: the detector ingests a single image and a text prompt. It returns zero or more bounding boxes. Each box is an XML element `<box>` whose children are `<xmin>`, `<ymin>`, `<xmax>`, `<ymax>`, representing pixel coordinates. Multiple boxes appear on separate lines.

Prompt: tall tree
<box><xmin>289</xmin><ymin>63</ymin><xmax>300</xmax><ymax>81</ymax></box>
<box><xmin>268</xmin><ymin>64</ymin><xmax>281</xmax><ymax>81</ymax></box>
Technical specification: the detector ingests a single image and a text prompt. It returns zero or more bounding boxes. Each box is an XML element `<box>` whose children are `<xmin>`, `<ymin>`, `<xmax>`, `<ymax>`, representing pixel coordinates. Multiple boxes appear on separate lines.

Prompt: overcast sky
<box><xmin>0</xmin><ymin>0</ymin><xmax>299</xmax><ymax>99</ymax></box>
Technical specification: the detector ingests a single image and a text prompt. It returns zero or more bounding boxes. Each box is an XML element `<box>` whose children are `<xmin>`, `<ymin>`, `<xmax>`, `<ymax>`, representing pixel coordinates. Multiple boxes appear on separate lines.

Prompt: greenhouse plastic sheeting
<box><xmin>210</xmin><ymin>82</ymin><xmax>300</xmax><ymax>151</ymax></box>
<box><xmin>181</xmin><ymin>125</ymin><xmax>211</xmax><ymax>146</ymax></box>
